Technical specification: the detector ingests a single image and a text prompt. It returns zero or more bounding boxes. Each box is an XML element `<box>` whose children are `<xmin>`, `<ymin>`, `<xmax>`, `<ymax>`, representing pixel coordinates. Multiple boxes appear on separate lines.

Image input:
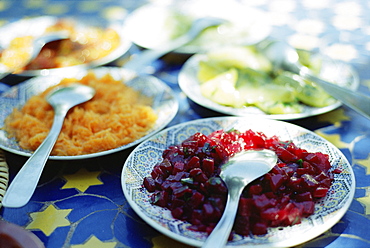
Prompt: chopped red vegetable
<box><xmin>143</xmin><ymin>129</ymin><xmax>335</xmax><ymax>237</ymax></box>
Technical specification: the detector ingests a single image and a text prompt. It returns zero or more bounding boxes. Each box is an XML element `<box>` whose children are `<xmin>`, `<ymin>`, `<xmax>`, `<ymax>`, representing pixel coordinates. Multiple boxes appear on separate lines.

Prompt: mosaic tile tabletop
<box><xmin>0</xmin><ymin>0</ymin><xmax>369</xmax><ymax>247</ymax></box>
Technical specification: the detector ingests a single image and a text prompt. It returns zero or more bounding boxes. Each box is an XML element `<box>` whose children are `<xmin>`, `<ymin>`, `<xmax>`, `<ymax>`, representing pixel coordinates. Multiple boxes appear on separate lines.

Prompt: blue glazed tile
<box><xmin>69</xmin><ymin>209</ymin><xmax>118</xmax><ymax>244</ymax></box>
<box><xmin>114</xmin><ymin>208</ymin><xmax>158</xmax><ymax>248</ymax></box>
<box><xmin>40</xmin><ymin>227</ymin><xmax>70</xmax><ymax>248</ymax></box>
<box><xmin>56</xmin><ymin>195</ymin><xmax>118</xmax><ymax>222</ymax></box>
<box><xmin>1</xmin><ymin>201</ymin><xmax>44</xmax><ymax>226</ymax></box>
<box><xmin>33</xmin><ymin>178</ymin><xmax>78</xmax><ymax>202</ymax></box>
<box><xmin>86</xmin><ymin>172</ymin><xmax>126</xmax><ymax>205</ymax></box>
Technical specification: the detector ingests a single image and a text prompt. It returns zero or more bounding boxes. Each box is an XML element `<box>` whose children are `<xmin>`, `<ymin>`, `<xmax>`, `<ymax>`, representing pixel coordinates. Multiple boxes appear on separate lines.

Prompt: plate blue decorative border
<box><xmin>122</xmin><ymin>117</ymin><xmax>355</xmax><ymax>247</ymax></box>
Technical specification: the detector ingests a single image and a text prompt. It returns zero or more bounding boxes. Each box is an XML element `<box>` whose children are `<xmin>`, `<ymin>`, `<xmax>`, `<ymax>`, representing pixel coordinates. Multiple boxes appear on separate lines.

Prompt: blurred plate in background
<box><xmin>179</xmin><ymin>49</ymin><xmax>359</xmax><ymax>120</ymax></box>
<box><xmin>0</xmin><ymin>16</ymin><xmax>131</xmax><ymax>77</ymax></box>
<box><xmin>124</xmin><ymin>0</ymin><xmax>271</xmax><ymax>54</ymax></box>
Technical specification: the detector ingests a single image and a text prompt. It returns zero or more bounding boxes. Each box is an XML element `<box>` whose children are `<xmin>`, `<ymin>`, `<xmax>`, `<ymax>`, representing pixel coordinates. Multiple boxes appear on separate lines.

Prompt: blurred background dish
<box><xmin>0</xmin><ymin>16</ymin><xmax>131</xmax><ymax>77</ymax></box>
<box><xmin>0</xmin><ymin>67</ymin><xmax>178</xmax><ymax>160</ymax></box>
<box><xmin>178</xmin><ymin>46</ymin><xmax>359</xmax><ymax>120</ymax></box>
<box><xmin>123</xmin><ymin>0</ymin><xmax>271</xmax><ymax>54</ymax></box>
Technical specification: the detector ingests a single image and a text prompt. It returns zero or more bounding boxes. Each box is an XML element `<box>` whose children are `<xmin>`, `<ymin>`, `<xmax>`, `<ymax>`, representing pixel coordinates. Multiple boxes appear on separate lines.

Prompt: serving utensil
<box><xmin>123</xmin><ymin>16</ymin><xmax>225</xmax><ymax>73</ymax></box>
<box><xmin>0</xmin><ymin>31</ymin><xmax>68</xmax><ymax>80</ymax></box>
<box><xmin>202</xmin><ymin>149</ymin><xmax>277</xmax><ymax>248</ymax></box>
<box><xmin>2</xmin><ymin>84</ymin><xmax>95</xmax><ymax>208</ymax></box>
<box><xmin>261</xmin><ymin>40</ymin><xmax>370</xmax><ymax>120</ymax></box>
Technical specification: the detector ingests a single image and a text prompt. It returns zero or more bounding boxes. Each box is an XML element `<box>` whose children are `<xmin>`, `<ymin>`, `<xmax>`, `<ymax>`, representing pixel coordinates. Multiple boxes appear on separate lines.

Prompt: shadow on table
<box><xmin>3</xmin><ymin>146</ymin><xmax>134</xmax><ymax>185</ymax></box>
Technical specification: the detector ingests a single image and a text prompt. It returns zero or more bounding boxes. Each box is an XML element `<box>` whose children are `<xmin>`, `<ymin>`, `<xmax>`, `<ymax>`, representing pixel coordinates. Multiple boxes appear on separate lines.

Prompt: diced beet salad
<box><xmin>143</xmin><ymin>129</ymin><xmax>337</xmax><ymax>237</ymax></box>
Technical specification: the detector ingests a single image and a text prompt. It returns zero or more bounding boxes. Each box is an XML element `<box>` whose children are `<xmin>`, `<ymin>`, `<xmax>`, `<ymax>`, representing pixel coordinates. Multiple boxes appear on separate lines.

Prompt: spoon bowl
<box><xmin>261</xmin><ymin>40</ymin><xmax>370</xmax><ymax>120</ymax></box>
<box><xmin>202</xmin><ymin>149</ymin><xmax>277</xmax><ymax>248</ymax></box>
<box><xmin>2</xmin><ymin>84</ymin><xmax>95</xmax><ymax>208</ymax></box>
<box><xmin>47</xmin><ymin>83</ymin><xmax>95</xmax><ymax>111</ymax></box>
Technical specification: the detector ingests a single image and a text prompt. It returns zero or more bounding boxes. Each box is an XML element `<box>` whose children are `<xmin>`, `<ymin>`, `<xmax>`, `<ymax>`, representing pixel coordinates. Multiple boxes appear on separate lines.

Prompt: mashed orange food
<box><xmin>3</xmin><ymin>72</ymin><xmax>158</xmax><ymax>156</ymax></box>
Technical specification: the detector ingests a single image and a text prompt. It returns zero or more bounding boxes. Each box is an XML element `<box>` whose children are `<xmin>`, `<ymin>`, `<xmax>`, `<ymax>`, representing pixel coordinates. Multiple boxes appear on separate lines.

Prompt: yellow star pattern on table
<box><xmin>317</xmin><ymin>109</ymin><xmax>350</xmax><ymax>126</ymax></box>
<box><xmin>314</xmin><ymin>130</ymin><xmax>350</xmax><ymax>149</ymax></box>
<box><xmin>26</xmin><ymin>204</ymin><xmax>72</xmax><ymax>236</ymax></box>
<box><xmin>70</xmin><ymin>236</ymin><xmax>117</xmax><ymax>248</ymax></box>
<box><xmin>62</xmin><ymin>168</ymin><xmax>103</xmax><ymax>192</ymax></box>
<box><xmin>357</xmin><ymin>190</ymin><xmax>370</xmax><ymax>215</ymax></box>
<box><xmin>356</xmin><ymin>156</ymin><xmax>370</xmax><ymax>175</ymax></box>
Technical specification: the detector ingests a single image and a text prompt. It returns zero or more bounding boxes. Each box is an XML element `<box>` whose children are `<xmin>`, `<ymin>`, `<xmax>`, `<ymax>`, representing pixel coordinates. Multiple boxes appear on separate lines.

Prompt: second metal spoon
<box><xmin>123</xmin><ymin>16</ymin><xmax>225</xmax><ymax>73</ymax></box>
<box><xmin>261</xmin><ymin>40</ymin><xmax>370</xmax><ymax>120</ymax></box>
<box><xmin>0</xmin><ymin>31</ymin><xmax>68</xmax><ymax>80</ymax></box>
<box><xmin>2</xmin><ymin>84</ymin><xmax>95</xmax><ymax>208</ymax></box>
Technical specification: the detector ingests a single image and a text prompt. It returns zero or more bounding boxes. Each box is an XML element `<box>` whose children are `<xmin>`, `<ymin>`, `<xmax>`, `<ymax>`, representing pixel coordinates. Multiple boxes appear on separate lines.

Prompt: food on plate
<box><xmin>0</xmin><ymin>36</ymin><xmax>34</xmax><ymax>73</ymax></box>
<box><xmin>0</xmin><ymin>19</ymin><xmax>121</xmax><ymax>73</ymax></box>
<box><xmin>3</xmin><ymin>72</ymin><xmax>157</xmax><ymax>156</ymax></box>
<box><xmin>147</xmin><ymin>9</ymin><xmax>193</xmax><ymax>46</ymax></box>
<box><xmin>143</xmin><ymin>129</ymin><xmax>336</xmax><ymax>237</ymax></box>
<box><xmin>197</xmin><ymin>46</ymin><xmax>337</xmax><ymax>114</ymax></box>
<box><xmin>125</xmin><ymin>1</ymin><xmax>270</xmax><ymax>54</ymax></box>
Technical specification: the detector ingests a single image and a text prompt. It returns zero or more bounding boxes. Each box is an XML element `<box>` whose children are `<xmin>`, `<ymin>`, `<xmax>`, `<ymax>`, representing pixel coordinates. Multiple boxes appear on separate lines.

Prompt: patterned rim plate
<box><xmin>123</xmin><ymin>0</ymin><xmax>271</xmax><ymax>54</ymax></box>
<box><xmin>121</xmin><ymin>117</ymin><xmax>355</xmax><ymax>247</ymax></box>
<box><xmin>0</xmin><ymin>67</ymin><xmax>178</xmax><ymax>160</ymax></box>
<box><xmin>178</xmin><ymin>54</ymin><xmax>359</xmax><ymax>120</ymax></box>
<box><xmin>0</xmin><ymin>16</ymin><xmax>131</xmax><ymax>77</ymax></box>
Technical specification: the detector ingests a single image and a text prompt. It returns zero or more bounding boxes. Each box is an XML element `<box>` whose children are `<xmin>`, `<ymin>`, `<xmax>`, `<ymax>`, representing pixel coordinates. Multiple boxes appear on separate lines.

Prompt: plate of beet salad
<box><xmin>121</xmin><ymin>117</ymin><xmax>355</xmax><ymax>247</ymax></box>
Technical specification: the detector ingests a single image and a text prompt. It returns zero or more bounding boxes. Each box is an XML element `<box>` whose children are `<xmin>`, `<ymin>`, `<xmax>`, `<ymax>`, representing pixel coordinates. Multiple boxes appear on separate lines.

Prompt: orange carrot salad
<box><xmin>4</xmin><ymin>72</ymin><xmax>158</xmax><ymax>156</ymax></box>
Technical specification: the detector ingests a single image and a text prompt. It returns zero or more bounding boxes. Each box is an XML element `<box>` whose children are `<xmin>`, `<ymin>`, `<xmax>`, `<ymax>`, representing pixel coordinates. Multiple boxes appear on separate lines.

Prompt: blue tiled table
<box><xmin>0</xmin><ymin>0</ymin><xmax>369</xmax><ymax>247</ymax></box>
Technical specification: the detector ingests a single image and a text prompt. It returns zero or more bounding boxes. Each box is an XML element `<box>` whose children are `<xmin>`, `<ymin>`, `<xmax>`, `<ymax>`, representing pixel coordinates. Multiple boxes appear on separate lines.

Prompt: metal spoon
<box><xmin>2</xmin><ymin>84</ymin><xmax>96</xmax><ymax>208</ymax></box>
<box><xmin>123</xmin><ymin>16</ymin><xmax>225</xmax><ymax>73</ymax></box>
<box><xmin>0</xmin><ymin>31</ymin><xmax>68</xmax><ymax>80</ymax></box>
<box><xmin>202</xmin><ymin>149</ymin><xmax>277</xmax><ymax>248</ymax></box>
<box><xmin>261</xmin><ymin>40</ymin><xmax>370</xmax><ymax>120</ymax></box>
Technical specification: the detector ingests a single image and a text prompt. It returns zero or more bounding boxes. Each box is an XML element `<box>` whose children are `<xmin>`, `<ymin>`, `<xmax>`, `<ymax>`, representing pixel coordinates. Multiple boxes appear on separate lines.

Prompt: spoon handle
<box><xmin>123</xmin><ymin>35</ymin><xmax>191</xmax><ymax>73</ymax></box>
<box><xmin>123</xmin><ymin>17</ymin><xmax>224</xmax><ymax>73</ymax></box>
<box><xmin>2</xmin><ymin>111</ymin><xmax>66</xmax><ymax>208</ymax></box>
<box><xmin>300</xmin><ymin>68</ymin><xmax>370</xmax><ymax>120</ymax></box>
<box><xmin>202</xmin><ymin>185</ymin><xmax>244</xmax><ymax>248</ymax></box>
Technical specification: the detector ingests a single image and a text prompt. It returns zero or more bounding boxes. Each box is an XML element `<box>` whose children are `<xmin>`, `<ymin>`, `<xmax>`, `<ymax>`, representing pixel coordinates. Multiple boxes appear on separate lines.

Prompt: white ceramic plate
<box><xmin>178</xmin><ymin>54</ymin><xmax>359</xmax><ymax>120</ymax></box>
<box><xmin>123</xmin><ymin>0</ymin><xmax>271</xmax><ymax>54</ymax></box>
<box><xmin>122</xmin><ymin>117</ymin><xmax>355</xmax><ymax>247</ymax></box>
<box><xmin>0</xmin><ymin>67</ymin><xmax>178</xmax><ymax>160</ymax></box>
<box><xmin>0</xmin><ymin>16</ymin><xmax>131</xmax><ymax>77</ymax></box>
